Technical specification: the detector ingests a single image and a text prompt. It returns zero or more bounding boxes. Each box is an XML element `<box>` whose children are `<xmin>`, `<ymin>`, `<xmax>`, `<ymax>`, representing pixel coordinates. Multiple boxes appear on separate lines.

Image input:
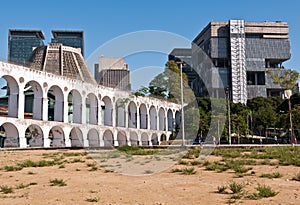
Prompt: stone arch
<box><xmin>68</xmin><ymin>89</ymin><xmax>82</xmax><ymax>123</ymax></box>
<box><xmin>141</xmin><ymin>133</ymin><xmax>149</xmax><ymax>146</ymax></box>
<box><xmin>128</xmin><ymin>101</ymin><xmax>137</xmax><ymax>128</ymax></box>
<box><xmin>149</xmin><ymin>106</ymin><xmax>157</xmax><ymax>130</ymax></box>
<box><xmin>86</xmin><ymin>93</ymin><xmax>98</xmax><ymax>125</ymax></box>
<box><xmin>117</xmin><ymin>131</ymin><xmax>127</xmax><ymax>146</ymax></box>
<box><xmin>129</xmin><ymin>131</ymin><xmax>138</xmax><ymax>146</ymax></box>
<box><xmin>25</xmin><ymin>124</ymin><xmax>44</xmax><ymax>147</ymax></box>
<box><xmin>167</xmin><ymin>109</ymin><xmax>173</xmax><ymax>131</ymax></box>
<box><xmin>47</xmin><ymin>85</ymin><xmax>64</xmax><ymax>122</ymax></box>
<box><xmin>0</xmin><ymin>122</ymin><xmax>19</xmax><ymax>148</ymax></box>
<box><xmin>158</xmin><ymin>107</ymin><xmax>165</xmax><ymax>131</ymax></box>
<box><xmin>116</xmin><ymin>99</ymin><xmax>126</xmax><ymax>127</ymax></box>
<box><xmin>102</xmin><ymin>96</ymin><xmax>113</xmax><ymax>126</ymax></box>
<box><xmin>139</xmin><ymin>103</ymin><xmax>147</xmax><ymax>129</ymax></box>
<box><xmin>103</xmin><ymin>129</ymin><xmax>113</xmax><ymax>147</ymax></box>
<box><xmin>69</xmin><ymin>127</ymin><xmax>84</xmax><ymax>147</ymax></box>
<box><xmin>151</xmin><ymin>133</ymin><xmax>159</xmax><ymax>146</ymax></box>
<box><xmin>160</xmin><ymin>134</ymin><xmax>167</xmax><ymax>143</ymax></box>
<box><xmin>49</xmin><ymin>126</ymin><xmax>65</xmax><ymax>147</ymax></box>
<box><xmin>88</xmin><ymin>129</ymin><xmax>99</xmax><ymax>148</ymax></box>
<box><xmin>24</xmin><ymin>80</ymin><xmax>43</xmax><ymax>120</ymax></box>
<box><xmin>0</xmin><ymin>75</ymin><xmax>19</xmax><ymax>118</ymax></box>
<box><xmin>175</xmin><ymin>111</ymin><xmax>181</xmax><ymax>131</ymax></box>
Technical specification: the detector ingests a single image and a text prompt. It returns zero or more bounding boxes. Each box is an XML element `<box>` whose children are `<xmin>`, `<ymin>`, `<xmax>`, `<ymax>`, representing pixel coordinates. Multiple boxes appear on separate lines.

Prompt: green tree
<box><xmin>267</xmin><ymin>69</ymin><xmax>299</xmax><ymax>143</ymax></box>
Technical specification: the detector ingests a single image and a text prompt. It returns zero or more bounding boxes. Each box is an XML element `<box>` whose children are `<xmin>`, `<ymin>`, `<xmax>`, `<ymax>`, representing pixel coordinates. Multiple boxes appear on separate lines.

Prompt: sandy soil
<box><xmin>0</xmin><ymin>149</ymin><xmax>299</xmax><ymax>205</ymax></box>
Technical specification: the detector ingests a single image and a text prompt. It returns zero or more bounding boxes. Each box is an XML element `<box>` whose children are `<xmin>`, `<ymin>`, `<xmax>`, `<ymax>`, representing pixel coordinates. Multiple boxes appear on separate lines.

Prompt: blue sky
<box><xmin>0</xmin><ymin>0</ymin><xmax>299</xmax><ymax>90</ymax></box>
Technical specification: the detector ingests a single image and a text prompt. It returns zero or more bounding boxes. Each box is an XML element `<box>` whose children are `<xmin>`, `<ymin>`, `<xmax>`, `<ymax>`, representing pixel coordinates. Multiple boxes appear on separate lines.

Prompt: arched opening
<box><xmin>86</xmin><ymin>93</ymin><xmax>98</xmax><ymax>125</ymax></box>
<box><xmin>130</xmin><ymin>131</ymin><xmax>138</xmax><ymax>146</ymax></box>
<box><xmin>167</xmin><ymin>109</ymin><xmax>173</xmax><ymax>131</ymax></box>
<box><xmin>69</xmin><ymin>127</ymin><xmax>84</xmax><ymax>147</ymax></box>
<box><xmin>149</xmin><ymin>106</ymin><xmax>157</xmax><ymax>130</ymax></box>
<box><xmin>128</xmin><ymin>101</ymin><xmax>137</xmax><ymax>128</ymax></box>
<box><xmin>151</xmin><ymin>133</ymin><xmax>159</xmax><ymax>146</ymax></box>
<box><xmin>24</xmin><ymin>80</ymin><xmax>43</xmax><ymax>120</ymax></box>
<box><xmin>139</xmin><ymin>103</ymin><xmax>147</xmax><ymax>129</ymax></box>
<box><xmin>160</xmin><ymin>134</ymin><xmax>167</xmax><ymax>143</ymax></box>
<box><xmin>103</xmin><ymin>130</ymin><xmax>113</xmax><ymax>147</ymax></box>
<box><xmin>0</xmin><ymin>75</ymin><xmax>19</xmax><ymax>118</ymax></box>
<box><xmin>88</xmin><ymin>129</ymin><xmax>99</xmax><ymax>148</ymax></box>
<box><xmin>102</xmin><ymin>96</ymin><xmax>113</xmax><ymax>126</ymax></box>
<box><xmin>0</xmin><ymin>123</ymin><xmax>19</xmax><ymax>148</ymax></box>
<box><xmin>117</xmin><ymin>131</ymin><xmax>127</xmax><ymax>146</ymax></box>
<box><xmin>116</xmin><ymin>99</ymin><xmax>125</xmax><ymax>127</ymax></box>
<box><xmin>47</xmin><ymin>85</ymin><xmax>64</xmax><ymax>122</ymax></box>
<box><xmin>175</xmin><ymin>111</ymin><xmax>181</xmax><ymax>131</ymax></box>
<box><xmin>158</xmin><ymin>108</ymin><xmax>165</xmax><ymax>131</ymax></box>
<box><xmin>141</xmin><ymin>133</ymin><xmax>149</xmax><ymax>146</ymax></box>
<box><xmin>68</xmin><ymin>90</ymin><xmax>82</xmax><ymax>123</ymax></box>
<box><xmin>49</xmin><ymin>126</ymin><xmax>65</xmax><ymax>147</ymax></box>
<box><xmin>25</xmin><ymin>124</ymin><xmax>43</xmax><ymax>147</ymax></box>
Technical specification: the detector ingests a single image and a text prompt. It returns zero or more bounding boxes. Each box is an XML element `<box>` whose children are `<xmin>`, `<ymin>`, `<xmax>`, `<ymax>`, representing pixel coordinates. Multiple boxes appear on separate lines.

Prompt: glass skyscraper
<box><xmin>51</xmin><ymin>30</ymin><xmax>84</xmax><ymax>56</ymax></box>
<box><xmin>8</xmin><ymin>30</ymin><xmax>45</xmax><ymax>65</ymax></box>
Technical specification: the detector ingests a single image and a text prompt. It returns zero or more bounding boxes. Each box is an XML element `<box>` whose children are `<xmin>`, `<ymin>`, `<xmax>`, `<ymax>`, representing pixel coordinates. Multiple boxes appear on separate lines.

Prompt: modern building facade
<box><xmin>8</xmin><ymin>30</ymin><xmax>45</xmax><ymax>65</ymax></box>
<box><xmin>94</xmin><ymin>57</ymin><xmax>131</xmax><ymax>90</ymax></box>
<box><xmin>51</xmin><ymin>30</ymin><xmax>84</xmax><ymax>56</ymax></box>
<box><xmin>191</xmin><ymin>20</ymin><xmax>291</xmax><ymax>104</ymax></box>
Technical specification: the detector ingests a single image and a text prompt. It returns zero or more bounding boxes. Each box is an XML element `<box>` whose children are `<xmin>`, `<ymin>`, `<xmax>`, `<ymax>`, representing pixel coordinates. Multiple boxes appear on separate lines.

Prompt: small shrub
<box><xmin>49</xmin><ymin>178</ymin><xmax>67</xmax><ymax>187</ymax></box>
<box><xmin>63</xmin><ymin>152</ymin><xmax>87</xmax><ymax>157</ymax></box>
<box><xmin>190</xmin><ymin>160</ymin><xmax>201</xmax><ymax>166</ymax></box>
<box><xmin>86</xmin><ymin>197</ymin><xmax>99</xmax><ymax>202</ymax></box>
<box><xmin>217</xmin><ymin>185</ymin><xmax>227</xmax><ymax>193</ymax></box>
<box><xmin>27</xmin><ymin>171</ymin><xmax>36</xmax><ymax>175</ymax></box>
<box><xmin>3</xmin><ymin>165</ymin><xmax>23</xmax><ymax>172</ymax></box>
<box><xmin>292</xmin><ymin>173</ymin><xmax>300</xmax><ymax>181</ymax></box>
<box><xmin>233</xmin><ymin>166</ymin><xmax>252</xmax><ymax>174</ymax></box>
<box><xmin>59</xmin><ymin>165</ymin><xmax>65</xmax><ymax>169</ymax></box>
<box><xmin>178</xmin><ymin>160</ymin><xmax>189</xmax><ymax>165</ymax></box>
<box><xmin>144</xmin><ymin>170</ymin><xmax>153</xmax><ymax>174</ymax></box>
<box><xmin>89</xmin><ymin>166</ymin><xmax>98</xmax><ymax>171</ymax></box>
<box><xmin>76</xmin><ymin>168</ymin><xmax>81</xmax><ymax>171</ymax></box>
<box><xmin>260</xmin><ymin>172</ymin><xmax>282</xmax><ymax>179</ymax></box>
<box><xmin>16</xmin><ymin>183</ymin><xmax>28</xmax><ymax>189</ymax></box>
<box><xmin>248</xmin><ymin>184</ymin><xmax>278</xmax><ymax>199</ymax></box>
<box><xmin>171</xmin><ymin>168</ymin><xmax>182</xmax><ymax>173</ymax></box>
<box><xmin>70</xmin><ymin>158</ymin><xmax>85</xmax><ymax>163</ymax></box>
<box><xmin>104</xmin><ymin>169</ymin><xmax>114</xmax><ymax>173</ymax></box>
<box><xmin>229</xmin><ymin>182</ymin><xmax>244</xmax><ymax>194</ymax></box>
<box><xmin>181</xmin><ymin>167</ymin><xmax>196</xmax><ymax>175</ymax></box>
<box><xmin>0</xmin><ymin>185</ymin><xmax>13</xmax><ymax>194</ymax></box>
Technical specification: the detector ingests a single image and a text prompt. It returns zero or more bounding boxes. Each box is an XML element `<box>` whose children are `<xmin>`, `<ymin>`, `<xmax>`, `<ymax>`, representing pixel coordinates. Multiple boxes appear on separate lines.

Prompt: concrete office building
<box><xmin>94</xmin><ymin>56</ymin><xmax>131</xmax><ymax>90</ymax></box>
<box><xmin>8</xmin><ymin>30</ymin><xmax>45</xmax><ymax>65</ymax></box>
<box><xmin>51</xmin><ymin>30</ymin><xmax>84</xmax><ymax>56</ymax></box>
<box><xmin>191</xmin><ymin>20</ymin><xmax>291</xmax><ymax>104</ymax></box>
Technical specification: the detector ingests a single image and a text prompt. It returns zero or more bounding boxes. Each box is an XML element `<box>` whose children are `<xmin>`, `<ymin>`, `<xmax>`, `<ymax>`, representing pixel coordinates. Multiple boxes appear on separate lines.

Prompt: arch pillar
<box><xmin>97</xmin><ymin>99</ymin><xmax>102</xmax><ymax>125</ymax></box>
<box><xmin>42</xmin><ymin>97</ymin><xmax>48</xmax><ymax>121</ymax></box>
<box><xmin>136</xmin><ymin>107</ymin><xmax>140</xmax><ymax>129</ymax></box>
<box><xmin>8</xmin><ymin>93</ymin><xmax>18</xmax><ymax>117</ymax></box>
<box><xmin>43</xmin><ymin>126</ymin><xmax>51</xmax><ymax>148</ymax></box>
<box><xmin>81</xmin><ymin>98</ymin><xmax>87</xmax><ymax>124</ymax></box>
<box><xmin>18</xmin><ymin>89</ymin><xmax>24</xmax><ymax>119</ymax></box>
<box><xmin>156</xmin><ymin>109</ymin><xmax>159</xmax><ymax>131</ymax></box>
<box><xmin>63</xmin><ymin>94</ymin><xmax>69</xmax><ymax>123</ymax></box>
<box><xmin>113</xmin><ymin>129</ymin><xmax>118</xmax><ymax>146</ymax></box>
<box><xmin>164</xmin><ymin>110</ymin><xmax>168</xmax><ymax>131</ymax></box>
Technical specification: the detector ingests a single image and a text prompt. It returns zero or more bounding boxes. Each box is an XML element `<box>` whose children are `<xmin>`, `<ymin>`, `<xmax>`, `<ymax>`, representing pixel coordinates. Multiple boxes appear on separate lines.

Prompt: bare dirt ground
<box><xmin>0</xmin><ymin>148</ymin><xmax>299</xmax><ymax>205</ymax></box>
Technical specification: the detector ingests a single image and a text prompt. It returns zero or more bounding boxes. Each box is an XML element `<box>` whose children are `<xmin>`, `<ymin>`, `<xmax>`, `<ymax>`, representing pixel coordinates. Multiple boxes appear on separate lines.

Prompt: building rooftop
<box><xmin>9</xmin><ymin>29</ymin><xmax>45</xmax><ymax>39</ymax></box>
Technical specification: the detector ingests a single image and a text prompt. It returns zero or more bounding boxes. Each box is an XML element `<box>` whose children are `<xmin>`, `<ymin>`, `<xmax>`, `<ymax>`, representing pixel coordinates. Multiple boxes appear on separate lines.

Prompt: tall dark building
<box><xmin>192</xmin><ymin>20</ymin><xmax>291</xmax><ymax>104</ymax></box>
<box><xmin>8</xmin><ymin>29</ymin><xmax>45</xmax><ymax>65</ymax></box>
<box><xmin>168</xmin><ymin>48</ymin><xmax>198</xmax><ymax>87</ymax></box>
<box><xmin>51</xmin><ymin>30</ymin><xmax>84</xmax><ymax>56</ymax></box>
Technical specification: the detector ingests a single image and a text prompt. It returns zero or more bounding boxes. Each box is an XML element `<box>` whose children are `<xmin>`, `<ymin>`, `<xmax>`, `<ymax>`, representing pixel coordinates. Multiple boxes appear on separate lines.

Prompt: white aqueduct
<box><xmin>0</xmin><ymin>44</ymin><xmax>181</xmax><ymax>148</ymax></box>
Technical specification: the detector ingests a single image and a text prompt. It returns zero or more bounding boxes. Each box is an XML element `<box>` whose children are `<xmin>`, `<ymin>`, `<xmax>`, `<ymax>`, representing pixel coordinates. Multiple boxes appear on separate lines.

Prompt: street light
<box><xmin>225</xmin><ymin>87</ymin><xmax>231</xmax><ymax>145</ymax></box>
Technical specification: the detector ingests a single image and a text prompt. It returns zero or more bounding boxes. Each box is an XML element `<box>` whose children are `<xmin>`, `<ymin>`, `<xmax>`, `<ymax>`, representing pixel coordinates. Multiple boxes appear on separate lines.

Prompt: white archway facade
<box><xmin>0</xmin><ymin>61</ymin><xmax>180</xmax><ymax>148</ymax></box>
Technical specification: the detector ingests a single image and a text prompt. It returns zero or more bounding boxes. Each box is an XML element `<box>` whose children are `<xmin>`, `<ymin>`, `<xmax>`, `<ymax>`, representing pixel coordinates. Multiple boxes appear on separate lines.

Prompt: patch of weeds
<box><xmin>0</xmin><ymin>185</ymin><xmax>13</xmax><ymax>194</ymax></box>
<box><xmin>181</xmin><ymin>167</ymin><xmax>196</xmax><ymax>175</ymax></box>
<box><xmin>260</xmin><ymin>172</ymin><xmax>282</xmax><ymax>179</ymax></box>
<box><xmin>171</xmin><ymin>168</ymin><xmax>182</xmax><ymax>173</ymax></box>
<box><xmin>190</xmin><ymin>160</ymin><xmax>201</xmax><ymax>166</ymax></box>
<box><xmin>85</xmin><ymin>197</ymin><xmax>99</xmax><ymax>202</ymax></box>
<box><xmin>3</xmin><ymin>165</ymin><xmax>23</xmax><ymax>172</ymax></box>
<box><xmin>230</xmin><ymin>193</ymin><xmax>242</xmax><ymax>200</ymax></box>
<box><xmin>233</xmin><ymin>165</ymin><xmax>252</xmax><ymax>174</ymax></box>
<box><xmin>217</xmin><ymin>185</ymin><xmax>227</xmax><ymax>193</ymax></box>
<box><xmin>144</xmin><ymin>170</ymin><xmax>153</xmax><ymax>174</ymax></box>
<box><xmin>117</xmin><ymin>145</ymin><xmax>159</xmax><ymax>155</ymax></box>
<box><xmin>228</xmin><ymin>181</ymin><xmax>244</xmax><ymax>194</ymax></box>
<box><xmin>292</xmin><ymin>173</ymin><xmax>300</xmax><ymax>181</ymax></box>
<box><xmin>49</xmin><ymin>178</ymin><xmax>67</xmax><ymax>187</ymax></box>
<box><xmin>88</xmin><ymin>166</ymin><xmax>98</xmax><ymax>172</ymax></box>
<box><xmin>178</xmin><ymin>160</ymin><xmax>189</xmax><ymax>165</ymax></box>
<box><xmin>75</xmin><ymin>168</ymin><xmax>81</xmax><ymax>171</ymax></box>
<box><xmin>63</xmin><ymin>152</ymin><xmax>87</xmax><ymax>157</ymax></box>
<box><xmin>182</xmin><ymin>148</ymin><xmax>200</xmax><ymax>159</ymax></box>
<box><xmin>15</xmin><ymin>182</ymin><xmax>37</xmax><ymax>189</ymax></box>
<box><xmin>70</xmin><ymin>158</ymin><xmax>85</xmax><ymax>163</ymax></box>
<box><xmin>247</xmin><ymin>184</ymin><xmax>278</xmax><ymax>199</ymax></box>
<box><xmin>104</xmin><ymin>169</ymin><xmax>114</xmax><ymax>173</ymax></box>
<box><xmin>27</xmin><ymin>171</ymin><xmax>36</xmax><ymax>175</ymax></box>
<box><xmin>86</xmin><ymin>156</ymin><xmax>93</xmax><ymax>160</ymax></box>
<box><xmin>58</xmin><ymin>165</ymin><xmax>65</xmax><ymax>169</ymax></box>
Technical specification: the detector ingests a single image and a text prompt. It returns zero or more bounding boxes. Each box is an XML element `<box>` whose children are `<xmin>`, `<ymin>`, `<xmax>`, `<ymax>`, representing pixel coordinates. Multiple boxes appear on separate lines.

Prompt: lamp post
<box><xmin>179</xmin><ymin>62</ymin><xmax>185</xmax><ymax>146</ymax></box>
<box><xmin>225</xmin><ymin>87</ymin><xmax>231</xmax><ymax>145</ymax></box>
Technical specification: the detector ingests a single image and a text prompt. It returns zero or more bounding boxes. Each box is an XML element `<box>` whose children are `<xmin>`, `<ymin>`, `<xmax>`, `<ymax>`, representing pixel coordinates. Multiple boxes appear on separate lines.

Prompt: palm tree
<box><xmin>267</xmin><ymin>69</ymin><xmax>299</xmax><ymax>144</ymax></box>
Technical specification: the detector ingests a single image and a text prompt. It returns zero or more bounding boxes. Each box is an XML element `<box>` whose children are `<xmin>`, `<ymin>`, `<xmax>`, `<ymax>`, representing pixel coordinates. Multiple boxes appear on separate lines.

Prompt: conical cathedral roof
<box><xmin>29</xmin><ymin>43</ymin><xmax>97</xmax><ymax>85</ymax></box>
